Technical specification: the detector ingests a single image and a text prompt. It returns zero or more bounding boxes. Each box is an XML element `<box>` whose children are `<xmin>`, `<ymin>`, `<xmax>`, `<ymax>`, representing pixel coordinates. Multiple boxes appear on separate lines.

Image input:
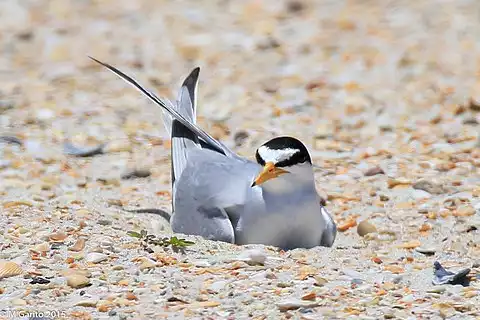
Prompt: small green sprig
<box><xmin>127</xmin><ymin>230</ymin><xmax>194</xmax><ymax>251</ymax></box>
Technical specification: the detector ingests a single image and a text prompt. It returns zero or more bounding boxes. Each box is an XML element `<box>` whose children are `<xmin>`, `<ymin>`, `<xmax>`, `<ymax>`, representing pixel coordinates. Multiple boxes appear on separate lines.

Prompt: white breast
<box><xmin>235</xmin><ymin>187</ymin><xmax>325</xmax><ymax>249</ymax></box>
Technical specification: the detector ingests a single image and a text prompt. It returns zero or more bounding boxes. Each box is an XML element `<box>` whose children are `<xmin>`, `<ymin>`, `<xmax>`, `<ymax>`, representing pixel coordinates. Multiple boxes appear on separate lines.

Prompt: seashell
<box><xmin>69</xmin><ymin>238</ymin><xmax>86</xmax><ymax>252</ymax></box>
<box><xmin>3</xmin><ymin>200</ymin><xmax>34</xmax><ymax>209</ymax></box>
<box><xmin>0</xmin><ymin>260</ymin><xmax>23</xmax><ymax>279</ymax></box>
<box><xmin>132</xmin><ymin>257</ymin><xmax>156</xmax><ymax>271</ymax></box>
<box><xmin>78</xmin><ymin>220</ymin><xmax>87</xmax><ymax>229</ymax></box>
<box><xmin>49</xmin><ymin>231</ymin><xmax>68</xmax><ymax>242</ymax></box>
<box><xmin>139</xmin><ymin>259</ymin><xmax>156</xmax><ymax>271</ymax></box>
<box><xmin>97</xmin><ymin>300</ymin><xmax>115</xmax><ymax>312</ymax></box>
<box><xmin>314</xmin><ymin>276</ymin><xmax>328</xmax><ymax>286</ymax></box>
<box><xmin>32</xmin><ymin>242</ymin><xmax>50</xmax><ymax>253</ymax></box>
<box><xmin>337</xmin><ymin>219</ymin><xmax>357</xmax><ymax>232</ymax></box>
<box><xmin>301</xmin><ymin>292</ymin><xmax>316</xmax><ymax>301</ymax></box>
<box><xmin>397</xmin><ymin>240</ymin><xmax>421</xmax><ymax>249</ymax></box>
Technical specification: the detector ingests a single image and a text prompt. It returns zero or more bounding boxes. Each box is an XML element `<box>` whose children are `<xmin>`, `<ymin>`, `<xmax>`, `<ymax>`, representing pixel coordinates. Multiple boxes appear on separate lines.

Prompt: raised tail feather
<box><xmin>170</xmin><ymin>68</ymin><xmax>201</xmax><ymax>196</ymax></box>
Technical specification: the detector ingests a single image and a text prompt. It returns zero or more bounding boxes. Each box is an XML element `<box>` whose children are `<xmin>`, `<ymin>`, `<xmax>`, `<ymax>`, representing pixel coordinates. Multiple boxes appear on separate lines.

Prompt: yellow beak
<box><xmin>251</xmin><ymin>162</ymin><xmax>288</xmax><ymax>187</ymax></box>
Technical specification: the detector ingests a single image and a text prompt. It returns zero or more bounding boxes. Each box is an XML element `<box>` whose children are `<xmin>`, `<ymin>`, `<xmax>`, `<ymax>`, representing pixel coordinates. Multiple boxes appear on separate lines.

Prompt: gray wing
<box><xmin>170</xmin><ymin>149</ymin><xmax>261</xmax><ymax>243</ymax></box>
<box><xmin>89</xmin><ymin>57</ymin><xmax>237</xmax><ymax>158</ymax></box>
<box><xmin>319</xmin><ymin>206</ymin><xmax>337</xmax><ymax>247</ymax></box>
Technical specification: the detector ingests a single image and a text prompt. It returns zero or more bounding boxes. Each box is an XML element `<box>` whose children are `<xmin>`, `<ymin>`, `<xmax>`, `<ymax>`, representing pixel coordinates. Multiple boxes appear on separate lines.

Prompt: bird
<box><xmin>90</xmin><ymin>57</ymin><xmax>337</xmax><ymax>250</ymax></box>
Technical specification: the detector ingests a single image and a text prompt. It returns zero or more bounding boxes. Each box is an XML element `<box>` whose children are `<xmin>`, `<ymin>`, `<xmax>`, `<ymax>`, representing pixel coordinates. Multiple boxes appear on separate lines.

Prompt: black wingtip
<box><xmin>88</xmin><ymin>55</ymin><xmax>100</xmax><ymax>63</ymax></box>
<box><xmin>182</xmin><ymin>67</ymin><xmax>201</xmax><ymax>88</ymax></box>
<box><xmin>88</xmin><ymin>55</ymin><xmax>110</xmax><ymax>68</ymax></box>
<box><xmin>192</xmin><ymin>66</ymin><xmax>200</xmax><ymax>75</ymax></box>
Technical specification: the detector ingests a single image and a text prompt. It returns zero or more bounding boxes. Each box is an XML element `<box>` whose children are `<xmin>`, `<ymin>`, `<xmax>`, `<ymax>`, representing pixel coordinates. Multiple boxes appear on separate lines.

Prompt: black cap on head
<box><xmin>255</xmin><ymin>136</ymin><xmax>311</xmax><ymax>167</ymax></box>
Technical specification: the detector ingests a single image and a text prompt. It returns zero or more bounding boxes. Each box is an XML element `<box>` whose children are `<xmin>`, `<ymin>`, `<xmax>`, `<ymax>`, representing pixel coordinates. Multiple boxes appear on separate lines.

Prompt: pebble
<box><xmin>75</xmin><ymin>209</ymin><xmax>92</xmax><ymax>217</ymax></box>
<box><xmin>315</xmin><ymin>123</ymin><xmax>334</xmax><ymax>139</ymax></box>
<box><xmin>66</xmin><ymin>274</ymin><xmax>91</xmax><ymax>288</ymax></box>
<box><xmin>192</xmin><ymin>260</ymin><xmax>212</xmax><ymax>267</ymax></box>
<box><xmin>32</xmin><ymin>242</ymin><xmax>50</xmax><ymax>253</ymax></box>
<box><xmin>49</xmin><ymin>231</ymin><xmax>68</xmax><ymax>242</ymax></box>
<box><xmin>277</xmin><ymin>299</ymin><xmax>319</xmax><ymax>312</ymax></box>
<box><xmin>415</xmin><ymin>247</ymin><xmax>436</xmax><ymax>256</ymax></box>
<box><xmin>11</xmin><ymin>298</ymin><xmax>27</xmax><ymax>306</ymax></box>
<box><xmin>85</xmin><ymin>252</ymin><xmax>108</xmax><ymax>263</ymax></box>
<box><xmin>75</xmin><ymin>300</ymin><xmax>98</xmax><ymax>307</ymax></box>
<box><xmin>121</xmin><ymin>168</ymin><xmax>152</xmax><ymax>180</ymax></box>
<box><xmin>364</xmin><ymin>166</ymin><xmax>384</xmax><ymax>176</ymax></box>
<box><xmin>61</xmin><ymin>269</ymin><xmax>91</xmax><ymax>278</ymax></box>
<box><xmin>379</xmin><ymin>194</ymin><xmax>390</xmax><ymax>201</ymax></box>
<box><xmin>413</xmin><ymin>179</ymin><xmax>445</xmax><ymax>194</ymax></box>
<box><xmin>133</xmin><ymin>288</ymin><xmax>150</xmax><ymax>295</ymax></box>
<box><xmin>35</xmin><ymin>108</ymin><xmax>55</xmax><ymax>121</ymax></box>
<box><xmin>342</xmin><ymin>269</ymin><xmax>364</xmax><ymax>280</ymax></box>
<box><xmin>63</xmin><ymin>142</ymin><xmax>105</xmax><ymax>157</ymax></box>
<box><xmin>233</xmin><ymin>130</ymin><xmax>249</xmax><ymax>147</ymax></box>
<box><xmin>314</xmin><ymin>276</ymin><xmax>328</xmax><ymax>286</ymax></box>
<box><xmin>236</xmin><ymin>249</ymin><xmax>267</xmax><ymax>265</ymax></box>
<box><xmin>357</xmin><ymin>220</ymin><xmax>377</xmax><ymax>237</ymax></box>
<box><xmin>427</xmin><ymin>286</ymin><xmax>446</xmax><ymax>293</ymax></box>
<box><xmin>392</xmin><ymin>275</ymin><xmax>403</xmax><ymax>284</ymax></box>
<box><xmin>97</xmin><ymin>219</ymin><xmax>113</xmax><ymax>226</ymax></box>
<box><xmin>455</xmin><ymin>205</ymin><xmax>476</xmax><ymax>217</ymax></box>
<box><xmin>387</xmin><ymin>178</ymin><xmax>411</xmax><ymax>188</ymax></box>
<box><xmin>209</xmin><ymin>280</ymin><xmax>227</xmax><ymax>292</ymax></box>
<box><xmin>104</xmin><ymin>141</ymin><xmax>132</xmax><ymax>153</ymax></box>
<box><xmin>410</xmin><ymin>189</ymin><xmax>432</xmax><ymax>199</ymax></box>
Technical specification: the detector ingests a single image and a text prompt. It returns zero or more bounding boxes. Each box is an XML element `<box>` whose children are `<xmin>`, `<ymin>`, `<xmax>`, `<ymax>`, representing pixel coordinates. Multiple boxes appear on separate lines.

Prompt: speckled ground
<box><xmin>1</xmin><ymin>1</ymin><xmax>480</xmax><ymax>319</ymax></box>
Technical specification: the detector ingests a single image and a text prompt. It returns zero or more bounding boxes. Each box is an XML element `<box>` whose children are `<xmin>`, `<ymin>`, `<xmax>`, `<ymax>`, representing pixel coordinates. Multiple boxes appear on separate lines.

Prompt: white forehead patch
<box><xmin>257</xmin><ymin>146</ymin><xmax>299</xmax><ymax>164</ymax></box>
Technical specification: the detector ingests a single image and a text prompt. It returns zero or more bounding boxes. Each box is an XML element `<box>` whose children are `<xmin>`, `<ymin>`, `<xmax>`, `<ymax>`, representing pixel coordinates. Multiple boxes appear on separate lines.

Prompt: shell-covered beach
<box><xmin>1</xmin><ymin>1</ymin><xmax>479</xmax><ymax>319</ymax></box>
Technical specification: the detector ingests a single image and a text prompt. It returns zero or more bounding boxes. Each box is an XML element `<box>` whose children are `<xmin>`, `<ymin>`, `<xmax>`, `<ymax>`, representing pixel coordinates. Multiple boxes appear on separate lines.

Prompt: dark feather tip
<box><xmin>433</xmin><ymin>261</ymin><xmax>471</xmax><ymax>286</ymax></box>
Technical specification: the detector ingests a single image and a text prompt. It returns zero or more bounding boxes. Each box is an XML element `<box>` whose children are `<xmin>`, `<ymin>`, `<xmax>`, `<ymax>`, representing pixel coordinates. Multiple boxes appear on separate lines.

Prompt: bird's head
<box><xmin>251</xmin><ymin>136</ymin><xmax>313</xmax><ymax>190</ymax></box>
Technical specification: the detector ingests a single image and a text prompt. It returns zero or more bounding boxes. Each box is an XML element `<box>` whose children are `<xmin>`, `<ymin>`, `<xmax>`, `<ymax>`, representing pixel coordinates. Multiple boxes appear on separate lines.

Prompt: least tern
<box><xmin>91</xmin><ymin>57</ymin><xmax>337</xmax><ymax>249</ymax></box>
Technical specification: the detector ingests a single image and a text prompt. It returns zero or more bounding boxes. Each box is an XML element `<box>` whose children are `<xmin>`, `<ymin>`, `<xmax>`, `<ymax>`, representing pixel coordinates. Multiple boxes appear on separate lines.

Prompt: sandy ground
<box><xmin>1</xmin><ymin>1</ymin><xmax>480</xmax><ymax>319</ymax></box>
